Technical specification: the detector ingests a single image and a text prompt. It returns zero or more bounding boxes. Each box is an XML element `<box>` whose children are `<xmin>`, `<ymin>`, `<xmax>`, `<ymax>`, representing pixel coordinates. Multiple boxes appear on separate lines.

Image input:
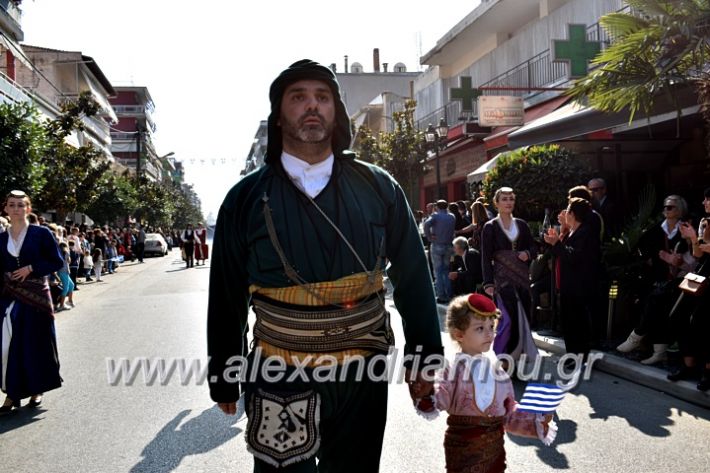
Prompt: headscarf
<box><xmin>265</xmin><ymin>59</ymin><xmax>352</xmax><ymax>164</ymax></box>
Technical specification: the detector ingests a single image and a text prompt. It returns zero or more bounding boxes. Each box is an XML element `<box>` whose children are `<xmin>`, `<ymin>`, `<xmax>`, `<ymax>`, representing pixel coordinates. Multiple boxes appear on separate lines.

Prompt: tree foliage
<box><xmin>481</xmin><ymin>144</ymin><xmax>591</xmax><ymax>220</ymax></box>
<box><xmin>0</xmin><ymin>102</ymin><xmax>47</xmax><ymax>198</ymax></box>
<box><xmin>34</xmin><ymin>91</ymin><xmax>111</xmax><ymax>224</ymax></box>
<box><xmin>352</xmin><ymin>100</ymin><xmax>428</xmax><ymax>204</ymax></box>
<box><xmin>1</xmin><ymin>94</ymin><xmax>204</xmax><ymax>229</ymax></box>
<box><xmin>567</xmin><ymin>0</ymin><xmax>710</xmax><ymax>148</ymax></box>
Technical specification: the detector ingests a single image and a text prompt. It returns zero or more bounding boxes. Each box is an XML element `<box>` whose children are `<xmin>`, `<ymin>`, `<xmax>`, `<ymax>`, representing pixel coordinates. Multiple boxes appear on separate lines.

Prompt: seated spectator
<box><xmin>448</xmin><ymin>237</ymin><xmax>482</xmax><ymax>296</ymax></box>
<box><xmin>617</xmin><ymin>195</ymin><xmax>689</xmax><ymax>365</ymax></box>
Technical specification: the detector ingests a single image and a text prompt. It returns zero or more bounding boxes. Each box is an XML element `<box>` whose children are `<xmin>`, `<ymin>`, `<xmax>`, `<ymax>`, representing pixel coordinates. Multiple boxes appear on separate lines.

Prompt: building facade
<box><xmin>411</xmin><ymin>0</ymin><xmax>706</xmax><ymax>213</ymax></box>
<box><xmin>109</xmin><ymin>86</ymin><xmax>165</xmax><ymax>181</ymax></box>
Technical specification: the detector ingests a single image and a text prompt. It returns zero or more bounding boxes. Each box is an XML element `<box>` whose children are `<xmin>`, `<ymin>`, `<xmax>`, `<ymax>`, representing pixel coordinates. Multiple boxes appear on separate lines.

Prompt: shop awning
<box><xmin>467</xmin><ymin>151</ymin><xmax>513</xmax><ymax>183</ymax></box>
<box><xmin>507</xmin><ymin>86</ymin><xmax>700</xmax><ymax>148</ymax></box>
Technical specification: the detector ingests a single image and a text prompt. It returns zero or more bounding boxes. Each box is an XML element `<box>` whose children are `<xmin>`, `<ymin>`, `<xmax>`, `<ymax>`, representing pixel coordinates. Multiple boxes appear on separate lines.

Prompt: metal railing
<box><xmin>0</xmin><ymin>70</ymin><xmax>31</xmax><ymax>105</ymax></box>
<box><xmin>0</xmin><ymin>0</ymin><xmax>22</xmax><ymax>25</ymax></box>
<box><xmin>416</xmin><ymin>4</ymin><xmax>632</xmax><ymax>130</ymax></box>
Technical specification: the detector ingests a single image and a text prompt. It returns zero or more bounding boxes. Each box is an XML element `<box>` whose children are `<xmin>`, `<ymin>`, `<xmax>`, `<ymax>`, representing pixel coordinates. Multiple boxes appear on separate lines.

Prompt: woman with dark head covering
<box><xmin>0</xmin><ymin>190</ymin><xmax>64</xmax><ymax>413</ymax></box>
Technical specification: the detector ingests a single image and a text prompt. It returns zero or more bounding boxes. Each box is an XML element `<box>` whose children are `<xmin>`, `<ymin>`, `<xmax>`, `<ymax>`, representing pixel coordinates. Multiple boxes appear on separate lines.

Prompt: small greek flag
<box><xmin>517</xmin><ymin>384</ymin><xmax>566</xmax><ymax>414</ymax></box>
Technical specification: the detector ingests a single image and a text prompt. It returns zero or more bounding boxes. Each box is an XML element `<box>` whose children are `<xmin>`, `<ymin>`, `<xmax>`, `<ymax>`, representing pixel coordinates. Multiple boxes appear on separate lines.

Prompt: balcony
<box><xmin>112</xmin><ymin>104</ymin><xmax>156</xmax><ymax>132</ymax></box>
<box><xmin>416</xmin><ymin>4</ymin><xmax>630</xmax><ymax>131</ymax></box>
<box><xmin>0</xmin><ymin>70</ymin><xmax>30</xmax><ymax>105</ymax></box>
<box><xmin>0</xmin><ymin>0</ymin><xmax>22</xmax><ymax>40</ymax></box>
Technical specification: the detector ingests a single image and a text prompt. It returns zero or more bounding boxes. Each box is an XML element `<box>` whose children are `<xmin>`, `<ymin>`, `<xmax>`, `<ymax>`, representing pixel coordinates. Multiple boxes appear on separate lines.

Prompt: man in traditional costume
<box><xmin>207</xmin><ymin>59</ymin><xmax>443</xmax><ymax>472</ymax></box>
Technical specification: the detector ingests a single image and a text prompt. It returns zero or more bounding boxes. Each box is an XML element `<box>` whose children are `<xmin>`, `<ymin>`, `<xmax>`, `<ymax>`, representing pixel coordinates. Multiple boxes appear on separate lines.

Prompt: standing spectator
<box><xmin>588</xmin><ymin>178</ymin><xmax>621</xmax><ymax>240</ymax></box>
<box><xmin>56</xmin><ymin>242</ymin><xmax>75</xmax><ymax>311</ymax></box>
<box><xmin>456</xmin><ymin>201</ymin><xmax>490</xmax><ymax>251</ymax></box>
<box><xmin>194</xmin><ymin>222</ymin><xmax>208</xmax><ymax>266</ymax></box>
<box><xmin>82</xmin><ymin>249</ymin><xmax>94</xmax><ymax>282</ymax></box>
<box><xmin>135</xmin><ymin>225</ymin><xmax>146</xmax><ymax>263</ymax></box>
<box><xmin>182</xmin><ymin>224</ymin><xmax>196</xmax><ymax>269</ymax></box>
<box><xmin>92</xmin><ymin>248</ymin><xmax>104</xmax><ymax>282</ymax></box>
<box><xmin>0</xmin><ymin>190</ymin><xmax>64</xmax><ymax>413</ymax></box>
<box><xmin>68</xmin><ymin>240</ymin><xmax>81</xmax><ymax>290</ymax></box>
<box><xmin>424</xmin><ymin>200</ymin><xmax>456</xmax><ymax>303</ymax></box>
<box><xmin>481</xmin><ymin>187</ymin><xmax>538</xmax><ymax>361</ymax></box>
<box><xmin>617</xmin><ymin>195</ymin><xmax>688</xmax><ymax>364</ymax></box>
<box><xmin>544</xmin><ymin>198</ymin><xmax>600</xmax><ymax>361</ymax></box>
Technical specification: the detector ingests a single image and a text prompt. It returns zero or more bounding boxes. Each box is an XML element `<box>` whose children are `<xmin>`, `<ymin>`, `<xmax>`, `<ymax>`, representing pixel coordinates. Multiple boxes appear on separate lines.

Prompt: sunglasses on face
<box><xmin>589</xmin><ymin>187</ymin><xmax>603</xmax><ymax>192</ymax></box>
<box><xmin>663</xmin><ymin>205</ymin><xmax>677</xmax><ymax>211</ymax></box>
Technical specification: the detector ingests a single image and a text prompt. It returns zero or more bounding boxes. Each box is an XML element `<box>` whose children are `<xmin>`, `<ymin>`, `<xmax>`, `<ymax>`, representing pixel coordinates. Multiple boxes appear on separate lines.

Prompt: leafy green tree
<box><xmin>34</xmin><ymin>91</ymin><xmax>111</xmax><ymax>224</ymax></box>
<box><xmin>481</xmin><ymin>144</ymin><xmax>591</xmax><ymax>220</ymax></box>
<box><xmin>84</xmin><ymin>171</ymin><xmax>139</xmax><ymax>226</ymax></box>
<box><xmin>352</xmin><ymin>100</ymin><xmax>428</xmax><ymax>204</ymax></box>
<box><xmin>0</xmin><ymin>102</ymin><xmax>47</xmax><ymax>198</ymax></box>
<box><xmin>568</xmin><ymin>0</ymin><xmax>710</xmax><ymax>151</ymax></box>
<box><xmin>171</xmin><ymin>183</ymin><xmax>205</xmax><ymax>229</ymax></box>
<box><xmin>133</xmin><ymin>177</ymin><xmax>175</xmax><ymax>228</ymax></box>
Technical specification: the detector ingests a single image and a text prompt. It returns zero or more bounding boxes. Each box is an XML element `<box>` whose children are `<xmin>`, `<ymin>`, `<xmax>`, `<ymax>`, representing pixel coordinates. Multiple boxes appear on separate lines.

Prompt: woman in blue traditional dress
<box><xmin>481</xmin><ymin>187</ymin><xmax>538</xmax><ymax>364</ymax></box>
<box><xmin>0</xmin><ymin>190</ymin><xmax>64</xmax><ymax>413</ymax></box>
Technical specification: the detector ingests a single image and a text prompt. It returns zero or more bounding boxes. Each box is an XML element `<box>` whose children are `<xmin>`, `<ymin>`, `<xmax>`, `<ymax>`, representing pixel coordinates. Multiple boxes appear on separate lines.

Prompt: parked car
<box><xmin>144</xmin><ymin>233</ymin><xmax>168</xmax><ymax>257</ymax></box>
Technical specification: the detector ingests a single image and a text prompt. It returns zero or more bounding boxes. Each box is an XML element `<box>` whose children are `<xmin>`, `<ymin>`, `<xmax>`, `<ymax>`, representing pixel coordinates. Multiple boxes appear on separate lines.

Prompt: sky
<box><xmin>19</xmin><ymin>0</ymin><xmax>480</xmax><ymax>218</ymax></box>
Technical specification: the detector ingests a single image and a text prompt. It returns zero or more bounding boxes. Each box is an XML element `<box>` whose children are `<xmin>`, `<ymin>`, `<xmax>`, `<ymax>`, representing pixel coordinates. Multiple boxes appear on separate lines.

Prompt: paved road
<box><xmin>1</xmin><ymin>252</ymin><xmax>709</xmax><ymax>472</ymax></box>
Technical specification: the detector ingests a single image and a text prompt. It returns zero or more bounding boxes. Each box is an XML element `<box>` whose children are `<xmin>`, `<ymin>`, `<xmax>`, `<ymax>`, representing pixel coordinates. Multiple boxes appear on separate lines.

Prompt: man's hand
<box><xmin>448</xmin><ymin>271</ymin><xmax>458</xmax><ymax>281</ymax></box>
<box><xmin>517</xmin><ymin>251</ymin><xmax>530</xmax><ymax>262</ymax></box>
<box><xmin>405</xmin><ymin>368</ymin><xmax>434</xmax><ymax>402</ymax></box>
<box><xmin>218</xmin><ymin>402</ymin><xmax>237</xmax><ymax>415</ymax></box>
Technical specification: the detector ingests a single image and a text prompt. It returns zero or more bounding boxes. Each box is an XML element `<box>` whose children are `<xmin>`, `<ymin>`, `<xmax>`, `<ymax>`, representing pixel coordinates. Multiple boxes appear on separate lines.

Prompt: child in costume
<box><xmin>416</xmin><ymin>294</ymin><xmax>557</xmax><ymax>473</ymax></box>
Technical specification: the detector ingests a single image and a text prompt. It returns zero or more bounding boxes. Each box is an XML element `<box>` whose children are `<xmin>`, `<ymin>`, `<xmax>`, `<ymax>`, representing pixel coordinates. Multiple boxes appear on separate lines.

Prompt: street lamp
<box><xmin>425</xmin><ymin>117</ymin><xmax>449</xmax><ymax>200</ymax></box>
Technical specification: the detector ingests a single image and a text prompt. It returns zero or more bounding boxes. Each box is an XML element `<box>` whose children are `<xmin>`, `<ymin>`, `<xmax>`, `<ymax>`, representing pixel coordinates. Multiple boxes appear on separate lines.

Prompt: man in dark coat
<box><xmin>207</xmin><ymin>60</ymin><xmax>443</xmax><ymax>472</ymax></box>
<box><xmin>449</xmin><ymin>236</ymin><xmax>482</xmax><ymax>295</ymax></box>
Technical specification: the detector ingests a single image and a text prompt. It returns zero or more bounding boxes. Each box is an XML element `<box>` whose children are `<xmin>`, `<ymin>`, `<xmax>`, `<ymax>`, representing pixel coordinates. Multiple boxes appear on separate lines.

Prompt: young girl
<box><xmin>56</xmin><ymin>242</ymin><xmax>75</xmax><ymax>310</ymax></box>
<box><xmin>92</xmin><ymin>248</ymin><xmax>103</xmax><ymax>282</ymax></box>
<box><xmin>417</xmin><ymin>294</ymin><xmax>556</xmax><ymax>473</ymax></box>
<box><xmin>82</xmin><ymin>249</ymin><xmax>94</xmax><ymax>282</ymax></box>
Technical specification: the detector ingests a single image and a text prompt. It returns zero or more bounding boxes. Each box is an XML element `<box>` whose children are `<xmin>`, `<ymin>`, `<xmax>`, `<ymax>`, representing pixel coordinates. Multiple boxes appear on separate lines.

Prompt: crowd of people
<box><xmin>417</xmin><ymin>180</ymin><xmax>710</xmax><ymax>391</ymax></box>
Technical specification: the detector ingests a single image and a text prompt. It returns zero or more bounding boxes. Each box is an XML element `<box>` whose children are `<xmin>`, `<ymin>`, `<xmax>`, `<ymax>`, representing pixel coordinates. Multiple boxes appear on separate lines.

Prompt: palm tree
<box><xmin>568</xmin><ymin>0</ymin><xmax>710</xmax><ymax>151</ymax></box>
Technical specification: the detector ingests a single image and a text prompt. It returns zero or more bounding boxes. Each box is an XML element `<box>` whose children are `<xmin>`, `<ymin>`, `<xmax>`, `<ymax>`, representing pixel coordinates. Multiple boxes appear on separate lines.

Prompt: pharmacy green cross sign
<box><xmin>552</xmin><ymin>24</ymin><xmax>601</xmax><ymax>78</ymax></box>
<box><xmin>450</xmin><ymin>76</ymin><xmax>481</xmax><ymax>112</ymax></box>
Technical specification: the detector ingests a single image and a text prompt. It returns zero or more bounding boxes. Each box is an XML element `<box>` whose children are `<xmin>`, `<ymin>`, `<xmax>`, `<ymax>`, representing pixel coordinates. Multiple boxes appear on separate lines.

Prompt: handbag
<box><xmin>679</xmin><ymin>272</ymin><xmax>708</xmax><ymax>296</ymax></box>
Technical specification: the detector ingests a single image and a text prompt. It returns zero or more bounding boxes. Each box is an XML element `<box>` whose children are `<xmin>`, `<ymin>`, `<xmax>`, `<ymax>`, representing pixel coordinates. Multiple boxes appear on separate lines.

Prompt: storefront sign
<box><xmin>478</xmin><ymin>96</ymin><xmax>524</xmax><ymax>127</ymax></box>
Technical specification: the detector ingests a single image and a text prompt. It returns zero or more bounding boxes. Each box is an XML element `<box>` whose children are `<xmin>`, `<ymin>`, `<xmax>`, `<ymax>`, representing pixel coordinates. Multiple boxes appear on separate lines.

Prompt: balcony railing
<box><xmin>416</xmin><ymin>4</ymin><xmax>631</xmax><ymax>131</ymax></box>
<box><xmin>0</xmin><ymin>70</ymin><xmax>31</xmax><ymax>105</ymax></box>
<box><xmin>0</xmin><ymin>0</ymin><xmax>22</xmax><ymax>25</ymax></box>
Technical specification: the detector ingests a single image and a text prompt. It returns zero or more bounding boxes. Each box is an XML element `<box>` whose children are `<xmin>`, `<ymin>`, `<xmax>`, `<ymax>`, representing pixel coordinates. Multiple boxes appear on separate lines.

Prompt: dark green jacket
<box><xmin>207</xmin><ymin>153</ymin><xmax>443</xmax><ymax>402</ymax></box>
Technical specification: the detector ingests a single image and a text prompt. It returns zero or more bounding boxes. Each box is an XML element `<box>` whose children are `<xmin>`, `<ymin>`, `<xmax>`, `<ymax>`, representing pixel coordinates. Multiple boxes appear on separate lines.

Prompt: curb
<box><xmin>532</xmin><ymin>332</ymin><xmax>710</xmax><ymax>409</ymax></box>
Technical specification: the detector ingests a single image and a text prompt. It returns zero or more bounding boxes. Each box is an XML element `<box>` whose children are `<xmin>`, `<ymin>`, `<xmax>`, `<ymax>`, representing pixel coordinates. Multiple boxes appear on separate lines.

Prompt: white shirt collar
<box><xmin>454</xmin><ymin>351</ymin><xmax>498</xmax><ymax>412</ymax></box>
<box><xmin>281</xmin><ymin>151</ymin><xmax>334</xmax><ymax>198</ymax></box>
<box><xmin>661</xmin><ymin>219</ymin><xmax>679</xmax><ymax>240</ymax></box>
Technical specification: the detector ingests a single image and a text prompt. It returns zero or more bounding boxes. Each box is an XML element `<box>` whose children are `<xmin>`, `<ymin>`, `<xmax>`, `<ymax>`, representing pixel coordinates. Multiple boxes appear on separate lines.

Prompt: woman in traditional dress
<box><xmin>181</xmin><ymin>224</ymin><xmax>195</xmax><ymax>269</ymax></box>
<box><xmin>480</xmin><ymin>187</ymin><xmax>538</xmax><ymax>362</ymax></box>
<box><xmin>194</xmin><ymin>222</ymin><xmax>208</xmax><ymax>266</ymax></box>
<box><xmin>0</xmin><ymin>190</ymin><xmax>65</xmax><ymax>413</ymax></box>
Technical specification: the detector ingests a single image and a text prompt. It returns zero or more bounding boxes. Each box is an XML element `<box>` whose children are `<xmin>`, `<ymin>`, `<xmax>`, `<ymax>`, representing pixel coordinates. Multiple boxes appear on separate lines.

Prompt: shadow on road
<box><xmin>130</xmin><ymin>405</ymin><xmax>242</xmax><ymax>473</ymax></box>
<box><xmin>0</xmin><ymin>406</ymin><xmax>46</xmax><ymax>434</ymax></box>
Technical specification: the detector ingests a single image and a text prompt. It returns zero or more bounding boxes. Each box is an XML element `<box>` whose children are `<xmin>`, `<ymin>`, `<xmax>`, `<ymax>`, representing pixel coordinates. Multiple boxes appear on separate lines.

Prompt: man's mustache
<box><xmin>299</xmin><ymin>112</ymin><xmax>325</xmax><ymax>126</ymax></box>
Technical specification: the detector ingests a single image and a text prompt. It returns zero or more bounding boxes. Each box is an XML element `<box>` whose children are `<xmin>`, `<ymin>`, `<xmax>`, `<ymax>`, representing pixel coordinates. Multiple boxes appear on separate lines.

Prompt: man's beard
<box><xmin>281</xmin><ymin>112</ymin><xmax>335</xmax><ymax>144</ymax></box>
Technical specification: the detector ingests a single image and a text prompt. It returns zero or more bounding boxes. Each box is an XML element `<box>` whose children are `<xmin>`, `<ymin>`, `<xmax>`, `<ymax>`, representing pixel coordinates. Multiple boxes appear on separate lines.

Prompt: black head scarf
<box><xmin>265</xmin><ymin>59</ymin><xmax>352</xmax><ymax>164</ymax></box>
